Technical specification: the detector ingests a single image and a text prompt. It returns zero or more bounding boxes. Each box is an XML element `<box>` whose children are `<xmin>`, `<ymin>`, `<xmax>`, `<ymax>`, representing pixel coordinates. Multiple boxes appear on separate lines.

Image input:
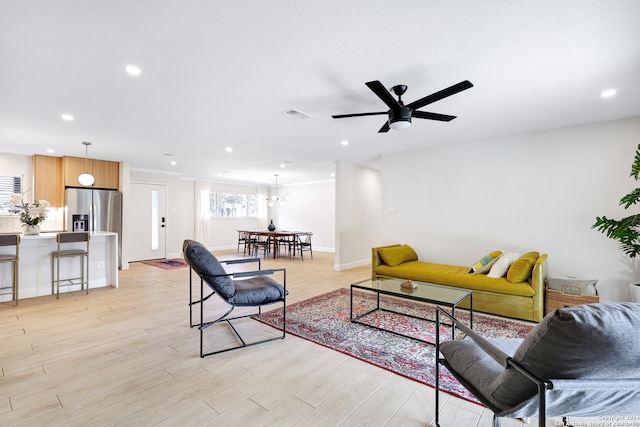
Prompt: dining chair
<box><xmin>253</xmin><ymin>234</ymin><xmax>271</xmax><ymax>259</ymax></box>
<box><xmin>296</xmin><ymin>232</ymin><xmax>313</xmax><ymax>260</ymax></box>
<box><xmin>237</xmin><ymin>231</ymin><xmax>254</xmax><ymax>255</ymax></box>
<box><xmin>276</xmin><ymin>233</ymin><xmax>295</xmax><ymax>259</ymax></box>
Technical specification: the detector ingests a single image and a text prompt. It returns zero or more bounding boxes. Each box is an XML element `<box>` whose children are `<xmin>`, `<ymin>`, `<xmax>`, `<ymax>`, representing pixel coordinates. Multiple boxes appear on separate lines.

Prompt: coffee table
<box><xmin>350</xmin><ymin>276</ymin><xmax>473</xmax><ymax>345</ymax></box>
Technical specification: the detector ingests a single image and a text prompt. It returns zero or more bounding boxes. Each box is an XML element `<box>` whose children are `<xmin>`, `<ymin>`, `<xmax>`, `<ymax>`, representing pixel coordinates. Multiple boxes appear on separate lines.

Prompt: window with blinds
<box><xmin>0</xmin><ymin>176</ymin><xmax>22</xmax><ymax>214</ymax></box>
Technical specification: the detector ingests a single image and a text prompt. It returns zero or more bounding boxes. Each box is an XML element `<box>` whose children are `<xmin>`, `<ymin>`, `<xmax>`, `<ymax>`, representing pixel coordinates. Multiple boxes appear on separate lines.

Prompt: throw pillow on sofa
<box><xmin>378</xmin><ymin>244</ymin><xmax>419</xmax><ymax>267</ymax></box>
<box><xmin>469</xmin><ymin>250</ymin><xmax>503</xmax><ymax>274</ymax></box>
<box><xmin>506</xmin><ymin>252</ymin><xmax>540</xmax><ymax>283</ymax></box>
<box><xmin>487</xmin><ymin>252</ymin><xmax>520</xmax><ymax>278</ymax></box>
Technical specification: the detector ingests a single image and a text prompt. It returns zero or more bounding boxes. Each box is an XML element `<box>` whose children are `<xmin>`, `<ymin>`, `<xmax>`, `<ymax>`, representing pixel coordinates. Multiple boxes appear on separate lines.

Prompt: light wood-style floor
<box><xmin>1</xmin><ymin>250</ymin><xmax>568</xmax><ymax>426</ymax></box>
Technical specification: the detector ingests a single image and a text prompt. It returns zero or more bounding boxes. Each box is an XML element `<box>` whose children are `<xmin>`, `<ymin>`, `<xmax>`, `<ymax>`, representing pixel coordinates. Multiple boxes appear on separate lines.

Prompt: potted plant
<box><xmin>592</xmin><ymin>143</ymin><xmax>640</xmax><ymax>302</ymax></box>
<box><xmin>8</xmin><ymin>193</ymin><xmax>51</xmax><ymax>235</ymax></box>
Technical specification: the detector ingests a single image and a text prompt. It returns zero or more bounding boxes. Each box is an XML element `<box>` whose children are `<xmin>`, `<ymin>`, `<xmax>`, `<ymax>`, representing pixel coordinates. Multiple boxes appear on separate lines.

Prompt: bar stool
<box><xmin>0</xmin><ymin>234</ymin><xmax>20</xmax><ymax>306</ymax></box>
<box><xmin>51</xmin><ymin>232</ymin><xmax>90</xmax><ymax>299</ymax></box>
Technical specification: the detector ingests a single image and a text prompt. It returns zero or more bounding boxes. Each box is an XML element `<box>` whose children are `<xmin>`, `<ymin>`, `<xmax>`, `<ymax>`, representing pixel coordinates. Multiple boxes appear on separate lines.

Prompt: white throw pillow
<box><xmin>487</xmin><ymin>252</ymin><xmax>521</xmax><ymax>278</ymax></box>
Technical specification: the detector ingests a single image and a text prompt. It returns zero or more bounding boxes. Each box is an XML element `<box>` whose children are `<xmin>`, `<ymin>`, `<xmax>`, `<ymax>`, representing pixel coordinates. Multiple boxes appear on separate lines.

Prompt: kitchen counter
<box><xmin>0</xmin><ymin>231</ymin><xmax>118</xmax><ymax>302</ymax></box>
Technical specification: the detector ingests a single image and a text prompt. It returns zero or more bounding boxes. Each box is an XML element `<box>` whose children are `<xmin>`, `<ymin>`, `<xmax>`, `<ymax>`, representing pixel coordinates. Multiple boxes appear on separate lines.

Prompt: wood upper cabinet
<box><xmin>33</xmin><ymin>155</ymin><xmax>64</xmax><ymax>207</ymax></box>
<box><xmin>92</xmin><ymin>159</ymin><xmax>120</xmax><ymax>189</ymax></box>
<box><xmin>62</xmin><ymin>156</ymin><xmax>119</xmax><ymax>190</ymax></box>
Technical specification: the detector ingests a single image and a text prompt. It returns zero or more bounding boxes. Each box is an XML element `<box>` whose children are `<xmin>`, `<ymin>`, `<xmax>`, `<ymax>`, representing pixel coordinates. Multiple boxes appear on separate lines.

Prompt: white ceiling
<box><xmin>1</xmin><ymin>1</ymin><xmax>639</xmax><ymax>187</ymax></box>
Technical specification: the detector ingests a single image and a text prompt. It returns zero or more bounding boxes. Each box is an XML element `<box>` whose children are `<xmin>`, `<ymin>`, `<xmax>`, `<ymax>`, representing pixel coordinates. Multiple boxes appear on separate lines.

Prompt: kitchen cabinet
<box><xmin>62</xmin><ymin>156</ymin><xmax>119</xmax><ymax>190</ymax></box>
<box><xmin>33</xmin><ymin>154</ymin><xmax>63</xmax><ymax>206</ymax></box>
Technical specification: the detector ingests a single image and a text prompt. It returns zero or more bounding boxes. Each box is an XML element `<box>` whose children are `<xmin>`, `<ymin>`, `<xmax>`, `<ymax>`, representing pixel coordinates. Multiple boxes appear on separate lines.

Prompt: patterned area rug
<box><xmin>142</xmin><ymin>259</ymin><xmax>189</xmax><ymax>269</ymax></box>
<box><xmin>255</xmin><ymin>287</ymin><xmax>533</xmax><ymax>403</ymax></box>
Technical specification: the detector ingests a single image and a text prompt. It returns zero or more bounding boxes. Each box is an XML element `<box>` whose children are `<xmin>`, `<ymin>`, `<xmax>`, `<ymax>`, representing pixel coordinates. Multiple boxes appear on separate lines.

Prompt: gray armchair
<box><xmin>183</xmin><ymin>239</ymin><xmax>287</xmax><ymax>357</ymax></box>
<box><xmin>435</xmin><ymin>303</ymin><xmax>640</xmax><ymax>427</ymax></box>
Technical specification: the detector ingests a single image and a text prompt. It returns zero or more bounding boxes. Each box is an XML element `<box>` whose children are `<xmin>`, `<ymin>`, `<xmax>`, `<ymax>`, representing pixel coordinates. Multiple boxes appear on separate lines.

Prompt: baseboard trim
<box><xmin>334</xmin><ymin>258</ymin><xmax>370</xmax><ymax>271</ymax></box>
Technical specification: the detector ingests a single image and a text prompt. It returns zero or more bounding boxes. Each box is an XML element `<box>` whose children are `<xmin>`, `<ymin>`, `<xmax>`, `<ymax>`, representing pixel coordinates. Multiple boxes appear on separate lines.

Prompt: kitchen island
<box><xmin>0</xmin><ymin>231</ymin><xmax>118</xmax><ymax>302</ymax></box>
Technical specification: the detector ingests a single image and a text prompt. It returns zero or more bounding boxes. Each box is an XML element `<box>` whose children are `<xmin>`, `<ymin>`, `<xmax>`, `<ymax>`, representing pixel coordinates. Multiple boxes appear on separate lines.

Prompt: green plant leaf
<box><xmin>620</xmin><ymin>188</ymin><xmax>640</xmax><ymax>209</ymax></box>
<box><xmin>631</xmin><ymin>144</ymin><xmax>640</xmax><ymax>181</ymax></box>
<box><xmin>594</xmin><ymin>143</ymin><xmax>640</xmax><ymax>259</ymax></box>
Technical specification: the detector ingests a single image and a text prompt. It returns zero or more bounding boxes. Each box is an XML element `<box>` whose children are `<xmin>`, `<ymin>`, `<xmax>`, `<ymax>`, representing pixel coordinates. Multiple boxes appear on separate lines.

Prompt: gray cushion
<box><xmin>182</xmin><ymin>239</ymin><xmax>236</xmax><ymax>299</ymax></box>
<box><xmin>229</xmin><ymin>276</ymin><xmax>287</xmax><ymax>306</ymax></box>
<box><xmin>439</xmin><ymin>337</ymin><xmax>523</xmax><ymax>407</ymax></box>
<box><xmin>489</xmin><ymin>303</ymin><xmax>640</xmax><ymax>410</ymax></box>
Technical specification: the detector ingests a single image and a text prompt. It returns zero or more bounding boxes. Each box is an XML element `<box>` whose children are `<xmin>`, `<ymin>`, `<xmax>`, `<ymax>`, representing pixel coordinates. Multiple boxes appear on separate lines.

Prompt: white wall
<box><xmin>197</xmin><ymin>181</ymin><xmax>265</xmax><ymax>251</ymax></box>
<box><xmin>269</xmin><ymin>180</ymin><xmax>335</xmax><ymax>252</ymax></box>
<box><xmin>334</xmin><ymin>161</ymin><xmax>382</xmax><ymax>270</ymax></box>
<box><xmin>0</xmin><ymin>153</ymin><xmax>32</xmax><ymax>187</ymax></box>
<box><xmin>380</xmin><ymin>116</ymin><xmax>640</xmax><ymax>302</ymax></box>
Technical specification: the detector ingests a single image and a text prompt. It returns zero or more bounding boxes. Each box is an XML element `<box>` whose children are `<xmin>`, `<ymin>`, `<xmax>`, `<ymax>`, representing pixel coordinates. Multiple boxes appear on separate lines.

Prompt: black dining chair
<box><xmin>296</xmin><ymin>232</ymin><xmax>313</xmax><ymax>260</ymax></box>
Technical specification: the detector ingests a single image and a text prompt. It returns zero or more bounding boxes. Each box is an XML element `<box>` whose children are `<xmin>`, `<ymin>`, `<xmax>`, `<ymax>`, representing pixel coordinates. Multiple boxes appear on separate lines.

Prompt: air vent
<box><xmin>282</xmin><ymin>108</ymin><xmax>313</xmax><ymax>119</ymax></box>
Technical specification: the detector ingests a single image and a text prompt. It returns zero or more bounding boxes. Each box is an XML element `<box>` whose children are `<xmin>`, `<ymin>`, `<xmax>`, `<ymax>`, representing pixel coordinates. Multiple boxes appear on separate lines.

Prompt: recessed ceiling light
<box><xmin>61</xmin><ymin>114</ymin><xmax>74</xmax><ymax>121</ymax></box>
<box><xmin>225</xmin><ymin>147</ymin><xmax>233</xmax><ymax>153</ymax></box>
<box><xmin>125</xmin><ymin>65</ymin><xmax>142</xmax><ymax>76</ymax></box>
<box><xmin>46</xmin><ymin>148</ymin><xmax>55</xmax><ymax>153</ymax></box>
<box><xmin>601</xmin><ymin>89</ymin><xmax>617</xmax><ymax>98</ymax></box>
<box><xmin>341</xmin><ymin>140</ymin><xmax>349</xmax><ymax>146</ymax></box>
<box><xmin>170</xmin><ymin>161</ymin><xmax>177</xmax><ymax>166</ymax></box>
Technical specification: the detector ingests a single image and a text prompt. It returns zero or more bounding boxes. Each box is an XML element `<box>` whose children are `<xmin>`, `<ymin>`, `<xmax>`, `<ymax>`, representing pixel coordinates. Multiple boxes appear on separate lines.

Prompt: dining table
<box><xmin>237</xmin><ymin>230</ymin><xmax>309</xmax><ymax>259</ymax></box>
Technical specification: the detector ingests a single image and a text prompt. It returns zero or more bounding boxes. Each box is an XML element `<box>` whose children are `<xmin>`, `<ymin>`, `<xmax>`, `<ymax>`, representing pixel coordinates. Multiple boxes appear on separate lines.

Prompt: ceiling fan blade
<box><xmin>411</xmin><ymin>111</ymin><xmax>457</xmax><ymax>122</ymax></box>
<box><xmin>332</xmin><ymin>112</ymin><xmax>387</xmax><ymax>119</ymax></box>
<box><xmin>406</xmin><ymin>80</ymin><xmax>473</xmax><ymax>110</ymax></box>
<box><xmin>377</xmin><ymin>122</ymin><xmax>390</xmax><ymax>133</ymax></box>
<box><xmin>366</xmin><ymin>80</ymin><xmax>402</xmax><ymax>110</ymax></box>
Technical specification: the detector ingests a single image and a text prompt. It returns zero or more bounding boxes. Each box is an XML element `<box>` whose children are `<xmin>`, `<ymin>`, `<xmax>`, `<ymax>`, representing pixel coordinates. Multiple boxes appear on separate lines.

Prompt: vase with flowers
<box><xmin>9</xmin><ymin>194</ymin><xmax>51</xmax><ymax>235</ymax></box>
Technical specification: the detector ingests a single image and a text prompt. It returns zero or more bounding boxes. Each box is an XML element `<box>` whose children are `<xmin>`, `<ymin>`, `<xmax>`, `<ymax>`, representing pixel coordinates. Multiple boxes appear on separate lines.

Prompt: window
<box><xmin>0</xmin><ymin>176</ymin><xmax>22</xmax><ymax>214</ymax></box>
<box><xmin>209</xmin><ymin>192</ymin><xmax>258</xmax><ymax>218</ymax></box>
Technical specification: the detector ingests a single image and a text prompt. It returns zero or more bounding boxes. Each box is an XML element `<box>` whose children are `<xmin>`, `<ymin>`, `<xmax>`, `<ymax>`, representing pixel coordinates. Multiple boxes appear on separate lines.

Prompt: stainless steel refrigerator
<box><xmin>65</xmin><ymin>188</ymin><xmax>123</xmax><ymax>268</ymax></box>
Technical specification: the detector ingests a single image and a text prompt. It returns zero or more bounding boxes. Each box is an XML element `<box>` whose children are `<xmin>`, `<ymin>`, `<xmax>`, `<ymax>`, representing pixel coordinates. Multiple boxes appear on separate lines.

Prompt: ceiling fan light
<box><xmin>389</xmin><ymin>119</ymin><xmax>412</xmax><ymax>130</ymax></box>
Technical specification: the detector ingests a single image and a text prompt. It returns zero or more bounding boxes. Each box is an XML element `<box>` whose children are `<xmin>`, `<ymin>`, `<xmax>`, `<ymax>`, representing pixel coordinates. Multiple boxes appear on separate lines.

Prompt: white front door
<box><xmin>129</xmin><ymin>183</ymin><xmax>167</xmax><ymax>261</ymax></box>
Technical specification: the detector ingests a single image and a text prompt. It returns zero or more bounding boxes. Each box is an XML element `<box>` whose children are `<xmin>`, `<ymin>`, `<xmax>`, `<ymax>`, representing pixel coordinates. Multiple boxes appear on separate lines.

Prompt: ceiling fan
<box><xmin>332</xmin><ymin>80</ymin><xmax>473</xmax><ymax>133</ymax></box>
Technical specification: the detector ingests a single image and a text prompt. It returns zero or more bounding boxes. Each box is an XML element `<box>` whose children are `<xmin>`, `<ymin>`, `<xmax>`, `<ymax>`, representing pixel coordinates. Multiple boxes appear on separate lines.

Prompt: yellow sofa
<box><xmin>372</xmin><ymin>244</ymin><xmax>547</xmax><ymax>322</ymax></box>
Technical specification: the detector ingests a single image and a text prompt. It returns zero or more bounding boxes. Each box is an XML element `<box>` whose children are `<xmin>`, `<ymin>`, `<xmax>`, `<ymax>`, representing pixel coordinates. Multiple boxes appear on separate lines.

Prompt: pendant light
<box><xmin>266</xmin><ymin>174</ymin><xmax>290</xmax><ymax>207</ymax></box>
<box><xmin>78</xmin><ymin>141</ymin><xmax>95</xmax><ymax>186</ymax></box>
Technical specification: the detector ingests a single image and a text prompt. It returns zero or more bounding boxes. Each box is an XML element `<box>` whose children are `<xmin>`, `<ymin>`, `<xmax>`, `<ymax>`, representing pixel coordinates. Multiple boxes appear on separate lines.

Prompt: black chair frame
<box><xmin>296</xmin><ymin>232</ymin><xmax>313</xmax><ymax>260</ymax></box>
<box><xmin>188</xmin><ymin>257</ymin><xmax>286</xmax><ymax>358</ymax></box>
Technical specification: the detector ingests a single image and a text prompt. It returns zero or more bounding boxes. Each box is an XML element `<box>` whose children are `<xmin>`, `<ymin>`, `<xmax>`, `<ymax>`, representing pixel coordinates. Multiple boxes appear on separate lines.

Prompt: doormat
<box><xmin>142</xmin><ymin>259</ymin><xmax>189</xmax><ymax>269</ymax></box>
<box><xmin>254</xmin><ymin>288</ymin><xmax>534</xmax><ymax>403</ymax></box>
